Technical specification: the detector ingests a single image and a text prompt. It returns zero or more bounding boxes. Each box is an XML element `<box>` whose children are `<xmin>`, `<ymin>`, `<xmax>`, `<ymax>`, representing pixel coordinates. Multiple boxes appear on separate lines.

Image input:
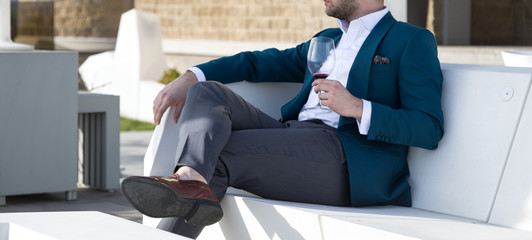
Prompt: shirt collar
<box><xmin>337</xmin><ymin>7</ymin><xmax>389</xmax><ymax>34</ymax></box>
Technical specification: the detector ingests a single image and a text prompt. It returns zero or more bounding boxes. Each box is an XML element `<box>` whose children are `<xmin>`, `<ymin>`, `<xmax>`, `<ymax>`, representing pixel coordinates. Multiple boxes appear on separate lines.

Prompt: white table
<box><xmin>0</xmin><ymin>211</ymin><xmax>190</xmax><ymax>240</ymax></box>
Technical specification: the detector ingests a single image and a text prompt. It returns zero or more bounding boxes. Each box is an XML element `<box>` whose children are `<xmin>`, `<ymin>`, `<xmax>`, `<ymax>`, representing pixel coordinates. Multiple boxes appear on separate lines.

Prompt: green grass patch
<box><xmin>120</xmin><ymin>117</ymin><xmax>156</xmax><ymax>131</ymax></box>
<box><xmin>158</xmin><ymin>68</ymin><xmax>181</xmax><ymax>85</ymax></box>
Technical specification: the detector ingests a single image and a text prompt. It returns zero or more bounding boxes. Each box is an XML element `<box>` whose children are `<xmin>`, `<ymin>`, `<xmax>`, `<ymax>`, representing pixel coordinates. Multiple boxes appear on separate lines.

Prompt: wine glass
<box><xmin>307</xmin><ymin>37</ymin><xmax>335</xmax><ymax>109</ymax></box>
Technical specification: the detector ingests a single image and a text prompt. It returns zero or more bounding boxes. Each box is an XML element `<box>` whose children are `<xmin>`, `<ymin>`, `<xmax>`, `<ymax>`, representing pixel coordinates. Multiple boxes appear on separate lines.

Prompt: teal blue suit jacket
<box><xmin>197</xmin><ymin>12</ymin><xmax>444</xmax><ymax>207</ymax></box>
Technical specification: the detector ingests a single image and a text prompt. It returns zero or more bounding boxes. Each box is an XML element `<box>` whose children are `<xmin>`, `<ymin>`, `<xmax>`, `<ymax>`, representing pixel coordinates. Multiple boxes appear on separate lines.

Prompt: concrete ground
<box><xmin>0</xmin><ymin>131</ymin><xmax>154</xmax><ymax>224</ymax></box>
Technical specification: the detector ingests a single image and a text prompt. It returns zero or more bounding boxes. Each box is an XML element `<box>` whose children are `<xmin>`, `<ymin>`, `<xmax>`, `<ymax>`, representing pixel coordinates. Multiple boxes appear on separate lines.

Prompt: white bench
<box><xmin>143</xmin><ymin>63</ymin><xmax>532</xmax><ymax>239</ymax></box>
<box><xmin>502</xmin><ymin>51</ymin><xmax>532</xmax><ymax>67</ymax></box>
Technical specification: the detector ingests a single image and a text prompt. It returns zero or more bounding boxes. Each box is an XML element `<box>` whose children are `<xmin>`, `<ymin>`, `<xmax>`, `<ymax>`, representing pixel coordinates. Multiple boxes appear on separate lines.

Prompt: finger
<box><xmin>174</xmin><ymin>109</ymin><xmax>181</xmax><ymax>124</ymax></box>
<box><xmin>154</xmin><ymin>90</ymin><xmax>175</xmax><ymax>125</ymax></box>
<box><xmin>153</xmin><ymin>95</ymin><xmax>163</xmax><ymax>124</ymax></box>
<box><xmin>312</xmin><ymin>79</ymin><xmax>324</xmax><ymax>87</ymax></box>
<box><xmin>313</xmin><ymin>78</ymin><xmax>336</xmax><ymax>86</ymax></box>
<box><xmin>152</xmin><ymin>94</ymin><xmax>160</xmax><ymax>112</ymax></box>
<box><xmin>154</xmin><ymin>109</ymin><xmax>162</xmax><ymax>125</ymax></box>
<box><xmin>154</xmin><ymin>101</ymin><xmax>170</xmax><ymax>125</ymax></box>
<box><xmin>318</xmin><ymin>91</ymin><xmax>329</xmax><ymax>100</ymax></box>
<box><xmin>320</xmin><ymin>99</ymin><xmax>329</xmax><ymax>107</ymax></box>
<box><xmin>153</xmin><ymin>93</ymin><xmax>164</xmax><ymax>119</ymax></box>
<box><xmin>173</xmin><ymin>103</ymin><xmax>184</xmax><ymax>123</ymax></box>
<box><xmin>314</xmin><ymin>84</ymin><xmax>330</xmax><ymax>94</ymax></box>
<box><xmin>153</xmin><ymin>100</ymin><xmax>161</xmax><ymax>125</ymax></box>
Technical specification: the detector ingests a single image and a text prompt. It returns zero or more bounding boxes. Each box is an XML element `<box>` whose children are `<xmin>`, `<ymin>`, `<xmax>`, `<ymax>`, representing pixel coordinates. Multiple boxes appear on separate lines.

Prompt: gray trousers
<box><xmin>157</xmin><ymin>81</ymin><xmax>350</xmax><ymax>238</ymax></box>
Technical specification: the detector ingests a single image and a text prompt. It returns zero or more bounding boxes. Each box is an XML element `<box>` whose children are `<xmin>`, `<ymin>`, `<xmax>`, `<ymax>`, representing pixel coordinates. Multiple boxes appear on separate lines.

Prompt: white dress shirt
<box><xmin>189</xmin><ymin>8</ymin><xmax>389</xmax><ymax>135</ymax></box>
<box><xmin>298</xmin><ymin>8</ymin><xmax>388</xmax><ymax>134</ymax></box>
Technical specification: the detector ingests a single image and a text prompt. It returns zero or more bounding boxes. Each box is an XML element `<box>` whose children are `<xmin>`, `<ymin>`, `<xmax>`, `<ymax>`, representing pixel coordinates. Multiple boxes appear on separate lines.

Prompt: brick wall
<box><xmin>13</xmin><ymin>0</ymin><xmax>54</xmax><ymax>49</ymax></box>
<box><xmin>54</xmin><ymin>0</ymin><xmax>133</xmax><ymax>38</ymax></box>
<box><xmin>16</xmin><ymin>0</ymin><xmax>529</xmax><ymax>48</ymax></box>
<box><xmin>135</xmin><ymin>0</ymin><xmax>531</xmax><ymax>46</ymax></box>
<box><xmin>15</xmin><ymin>0</ymin><xmax>53</xmax><ymax>37</ymax></box>
<box><xmin>134</xmin><ymin>0</ymin><xmax>338</xmax><ymax>43</ymax></box>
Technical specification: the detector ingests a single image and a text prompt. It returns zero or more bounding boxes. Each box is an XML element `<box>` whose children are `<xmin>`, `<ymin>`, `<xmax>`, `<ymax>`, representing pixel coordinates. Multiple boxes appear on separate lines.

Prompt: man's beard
<box><xmin>325</xmin><ymin>0</ymin><xmax>358</xmax><ymax>20</ymax></box>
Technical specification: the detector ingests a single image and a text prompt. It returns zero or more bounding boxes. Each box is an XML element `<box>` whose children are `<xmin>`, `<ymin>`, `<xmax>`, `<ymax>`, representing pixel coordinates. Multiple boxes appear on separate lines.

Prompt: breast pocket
<box><xmin>368</xmin><ymin>64</ymin><xmax>400</xmax><ymax>106</ymax></box>
<box><xmin>370</xmin><ymin>64</ymin><xmax>393</xmax><ymax>73</ymax></box>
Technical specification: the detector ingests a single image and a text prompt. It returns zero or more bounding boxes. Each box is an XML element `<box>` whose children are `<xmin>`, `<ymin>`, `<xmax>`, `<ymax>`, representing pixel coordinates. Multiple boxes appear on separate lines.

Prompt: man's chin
<box><xmin>325</xmin><ymin>9</ymin><xmax>335</xmax><ymax>18</ymax></box>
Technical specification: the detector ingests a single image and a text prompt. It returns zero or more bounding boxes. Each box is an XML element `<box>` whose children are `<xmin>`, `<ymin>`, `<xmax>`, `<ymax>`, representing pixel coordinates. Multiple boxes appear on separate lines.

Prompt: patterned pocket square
<box><xmin>372</xmin><ymin>55</ymin><xmax>391</xmax><ymax>64</ymax></box>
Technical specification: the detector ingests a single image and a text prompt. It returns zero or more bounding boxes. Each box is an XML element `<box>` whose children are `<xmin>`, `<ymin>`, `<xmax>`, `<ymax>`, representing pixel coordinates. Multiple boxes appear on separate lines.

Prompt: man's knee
<box><xmin>187</xmin><ymin>81</ymin><xmax>230</xmax><ymax>104</ymax></box>
<box><xmin>190</xmin><ymin>81</ymin><xmax>225</xmax><ymax>94</ymax></box>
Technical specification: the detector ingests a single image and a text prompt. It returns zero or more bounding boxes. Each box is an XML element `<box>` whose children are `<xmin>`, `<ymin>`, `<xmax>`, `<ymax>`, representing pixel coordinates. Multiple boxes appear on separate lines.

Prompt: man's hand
<box><xmin>153</xmin><ymin>70</ymin><xmax>198</xmax><ymax>125</ymax></box>
<box><xmin>312</xmin><ymin>79</ymin><xmax>363</xmax><ymax>121</ymax></box>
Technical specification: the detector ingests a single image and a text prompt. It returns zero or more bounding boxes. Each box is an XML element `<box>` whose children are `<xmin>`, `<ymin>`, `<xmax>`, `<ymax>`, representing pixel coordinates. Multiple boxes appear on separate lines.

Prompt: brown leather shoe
<box><xmin>121</xmin><ymin>174</ymin><xmax>223</xmax><ymax>226</ymax></box>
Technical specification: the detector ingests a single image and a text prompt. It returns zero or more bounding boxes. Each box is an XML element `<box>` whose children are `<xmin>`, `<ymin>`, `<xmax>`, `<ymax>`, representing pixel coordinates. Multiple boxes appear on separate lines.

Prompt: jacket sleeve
<box><xmin>194</xmin><ymin>28</ymin><xmax>343</xmax><ymax>85</ymax></box>
<box><xmin>195</xmin><ymin>44</ymin><xmax>308</xmax><ymax>85</ymax></box>
<box><xmin>367</xmin><ymin>29</ymin><xmax>444</xmax><ymax>150</ymax></box>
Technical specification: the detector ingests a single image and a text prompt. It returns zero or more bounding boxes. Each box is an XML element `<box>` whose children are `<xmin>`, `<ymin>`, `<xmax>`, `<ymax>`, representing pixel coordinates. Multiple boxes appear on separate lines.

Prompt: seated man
<box><xmin>121</xmin><ymin>0</ymin><xmax>444</xmax><ymax>238</ymax></box>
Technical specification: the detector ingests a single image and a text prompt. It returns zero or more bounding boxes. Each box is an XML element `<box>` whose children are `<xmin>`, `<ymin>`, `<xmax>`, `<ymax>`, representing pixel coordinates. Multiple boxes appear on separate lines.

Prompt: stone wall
<box><xmin>134</xmin><ymin>0</ymin><xmax>338</xmax><ymax>43</ymax></box>
<box><xmin>16</xmin><ymin>0</ymin><xmax>530</xmax><ymax>47</ymax></box>
<box><xmin>54</xmin><ymin>0</ymin><xmax>134</xmax><ymax>38</ymax></box>
<box><xmin>13</xmin><ymin>0</ymin><xmax>54</xmax><ymax>49</ymax></box>
<box><xmin>12</xmin><ymin>0</ymin><xmax>133</xmax><ymax>49</ymax></box>
<box><xmin>135</xmin><ymin>0</ymin><xmax>531</xmax><ymax>46</ymax></box>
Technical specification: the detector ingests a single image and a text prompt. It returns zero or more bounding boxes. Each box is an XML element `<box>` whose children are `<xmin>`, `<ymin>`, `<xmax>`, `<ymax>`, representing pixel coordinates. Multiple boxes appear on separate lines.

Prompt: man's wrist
<box><xmin>349</xmin><ymin>97</ymin><xmax>364</xmax><ymax>121</ymax></box>
<box><xmin>187</xmin><ymin>67</ymin><xmax>206</xmax><ymax>82</ymax></box>
<box><xmin>182</xmin><ymin>70</ymin><xmax>199</xmax><ymax>83</ymax></box>
<box><xmin>357</xmin><ymin>100</ymin><xmax>372</xmax><ymax>135</ymax></box>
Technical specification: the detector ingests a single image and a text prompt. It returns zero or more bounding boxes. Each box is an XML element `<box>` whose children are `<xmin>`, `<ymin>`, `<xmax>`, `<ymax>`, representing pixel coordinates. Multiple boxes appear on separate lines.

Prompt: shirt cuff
<box><xmin>357</xmin><ymin>99</ymin><xmax>372</xmax><ymax>135</ymax></box>
<box><xmin>187</xmin><ymin>67</ymin><xmax>206</xmax><ymax>82</ymax></box>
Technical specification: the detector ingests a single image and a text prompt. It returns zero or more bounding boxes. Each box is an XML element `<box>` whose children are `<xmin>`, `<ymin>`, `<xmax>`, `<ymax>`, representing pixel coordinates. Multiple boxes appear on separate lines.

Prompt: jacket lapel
<box><xmin>337</xmin><ymin>12</ymin><xmax>396</xmax><ymax>127</ymax></box>
<box><xmin>346</xmin><ymin>12</ymin><xmax>397</xmax><ymax>99</ymax></box>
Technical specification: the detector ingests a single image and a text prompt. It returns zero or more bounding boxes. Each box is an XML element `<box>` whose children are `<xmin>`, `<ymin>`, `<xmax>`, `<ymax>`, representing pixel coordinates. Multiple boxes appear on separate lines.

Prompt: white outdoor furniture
<box><xmin>78</xmin><ymin>9</ymin><xmax>168</xmax><ymax>123</ymax></box>
<box><xmin>0</xmin><ymin>51</ymin><xmax>121</xmax><ymax>205</ymax></box>
<box><xmin>0</xmin><ymin>211</ymin><xmax>189</xmax><ymax>240</ymax></box>
<box><xmin>144</xmin><ymin>63</ymin><xmax>532</xmax><ymax>239</ymax></box>
<box><xmin>0</xmin><ymin>51</ymin><xmax>78</xmax><ymax>206</ymax></box>
<box><xmin>502</xmin><ymin>51</ymin><xmax>532</xmax><ymax>67</ymax></box>
<box><xmin>77</xmin><ymin>93</ymin><xmax>120</xmax><ymax>191</ymax></box>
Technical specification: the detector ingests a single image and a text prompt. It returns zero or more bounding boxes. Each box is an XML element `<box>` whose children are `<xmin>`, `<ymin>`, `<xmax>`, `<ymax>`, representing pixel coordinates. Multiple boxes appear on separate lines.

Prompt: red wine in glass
<box><xmin>307</xmin><ymin>37</ymin><xmax>335</xmax><ymax>109</ymax></box>
<box><xmin>313</xmin><ymin>73</ymin><xmax>329</xmax><ymax>79</ymax></box>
